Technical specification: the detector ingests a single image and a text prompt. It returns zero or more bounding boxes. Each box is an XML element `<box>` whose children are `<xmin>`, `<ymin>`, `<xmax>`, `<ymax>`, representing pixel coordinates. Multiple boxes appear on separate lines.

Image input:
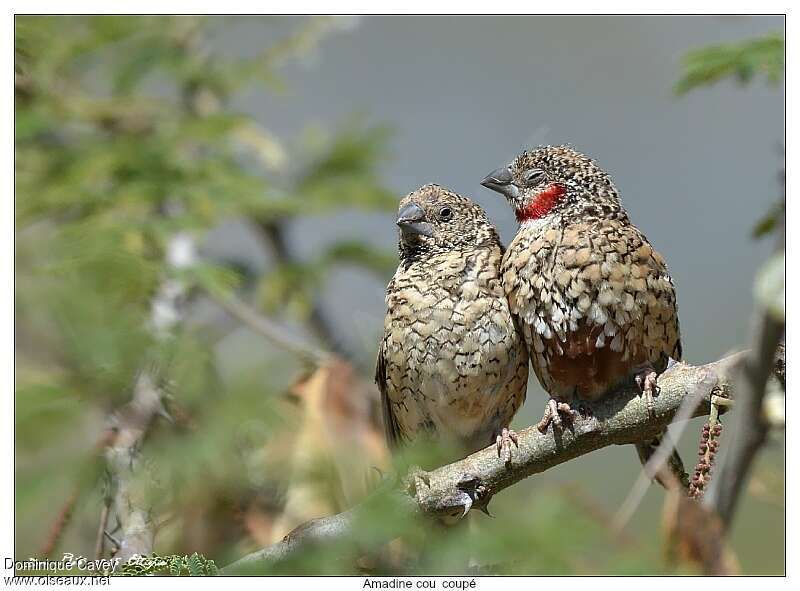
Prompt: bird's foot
<box><xmin>495</xmin><ymin>427</ymin><xmax>519</xmax><ymax>465</ymax></box>
<box><xmin>536</xmin><ymin>398</ymin><xmax>575</xmax><ymax>433</ymax></box>
<box><xmin>634</xmin><ymin>365</ymin><xmax>659</xmax><ymax>418</ymax></box>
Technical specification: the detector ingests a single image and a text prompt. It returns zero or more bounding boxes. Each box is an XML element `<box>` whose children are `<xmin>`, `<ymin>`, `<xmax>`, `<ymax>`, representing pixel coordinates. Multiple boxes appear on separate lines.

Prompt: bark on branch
<box><xmin>224</xmin><ymin>349</ymin><xmax>782</xmax><ymax>574</ymax></box>
<box><xmin>103</xmin><ymin>372</ymin><xmax>168</xmax><ymax>561</ymax></box>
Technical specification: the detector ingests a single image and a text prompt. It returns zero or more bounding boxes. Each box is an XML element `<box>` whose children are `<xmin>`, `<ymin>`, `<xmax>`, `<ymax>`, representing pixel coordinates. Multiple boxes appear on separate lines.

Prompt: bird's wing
<box><xmin>375</xmin><ymin>338</ymin><xmax>403</xmax><ymax>450</ymax></box>
<box><xmin>613</xmin><ymin>221</ymin><xmax>682</xmax><ymax>364</ymax></box>
<box><xmin>504</xmin><ymin>219</ymin><xmax>681</xmax><ymax>394</ymax></box>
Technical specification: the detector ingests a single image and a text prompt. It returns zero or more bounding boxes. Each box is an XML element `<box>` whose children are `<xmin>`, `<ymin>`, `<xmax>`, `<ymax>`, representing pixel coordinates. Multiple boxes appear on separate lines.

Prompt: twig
<box><xmin>105</xmin><ymin>371</ymin><xmax>167</xmax><ymax>561</ymax></box>
<box><xmin>95</xmin><ymin>504</ymin><xmax>110</xmax><ymax>560</ymax></box>
<box><xmin>224</xmin><ymin>504</ymin><xmax>368</xmax><ymax>573</ymax></box>
<box><xmin>103</xmin><ymin>212</ymin><xmax>195</xmax><ymax>563</ymax></box>
<box><xmin>223</xmin><ymin>351</ymin><xmax>774</xmax><ymax>574</ymax></box>
<box><xmin>661</xmin><ymin>489</ymin><xmax>740</xmax><ymax>575</ymax></box>
<box><xmin>39</xmin><ymin>488</ymin><xmax>79</xmax><ymax>557</ymax></box>
<box><xmin>256</xmin><ymin>220</ymin><xmax>356</xmax><ymax>362</ymax></box>
<box><xmin>702</xmin><ymin>318</ymin><xmax>784</xmax><ymax>529</ymax></box>
<box><xmin>612</xmin><ymin>366</ymin><xmax>717</xmax><ymax>530</ymax></box>
<box><xmin>212</xmin><ymin>293</ymin><xmax>330</xmax><ymax>365</ymax></box>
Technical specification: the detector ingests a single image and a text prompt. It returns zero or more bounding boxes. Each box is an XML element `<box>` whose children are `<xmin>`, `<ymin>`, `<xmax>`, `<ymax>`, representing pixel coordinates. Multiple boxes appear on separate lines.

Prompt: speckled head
<box><xmin>396</xmin><ymin>184</ymin><xmax>500</xmax><ymax>257</ymax></box>
<box><xmin>481</xmin><ymin>145</ymin><xmax>625</xmax><ymax>224</ymax></box>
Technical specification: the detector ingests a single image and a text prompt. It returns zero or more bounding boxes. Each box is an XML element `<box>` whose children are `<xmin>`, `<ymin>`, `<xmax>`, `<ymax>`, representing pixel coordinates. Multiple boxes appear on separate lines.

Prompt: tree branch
<box><xmin>702</xmin><ymin>320</ymin><xmax>784</xmax><ymax>528</ymax></box>
<box><xmin>212</xmin><ymin>292</ymin><xmax>330</xmax><ymax>365</ymax></box>
<box><xmin>256</xmin><ymin>219</ymin><xmax>356</xmax><ymax>362</ymax></box>
<box><xmin>224</xmin><ymin>350</ymin><xmax>782</xmax><ymax>574</ymax></box>
<box><xmin>104</xmin><ymin>371</ymin><xmax>169</xmax><ymax>561</ymax></box>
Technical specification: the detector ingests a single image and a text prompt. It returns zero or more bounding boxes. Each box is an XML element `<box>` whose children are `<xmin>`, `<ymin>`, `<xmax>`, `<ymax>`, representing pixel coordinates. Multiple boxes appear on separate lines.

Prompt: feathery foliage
<box><xmin>674</xmin><ymin>32</ymin><xmax>784</xmax><ymax>96</ymax></box>
<box><xmin>15</xmin><ymin>15</ymin><xmax>395</xmax><ymax>567</ymax></box>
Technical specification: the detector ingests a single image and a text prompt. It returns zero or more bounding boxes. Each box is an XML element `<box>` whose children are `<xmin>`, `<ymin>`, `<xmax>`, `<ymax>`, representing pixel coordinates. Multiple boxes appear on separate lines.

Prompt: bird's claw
<box><xmin>635</xmin><ymin>367</ymin><xmax>659</xmax><ymax>418</ymax></box>
<box><xmin>495</xmin><ymin>427</ymin><xmax>519</xmax><ymax>465</ymax></box>
<box><xmin>536</xmin><ymin>398</ymin><xmax>575</xmax><ymax>433</ymax></box>
<box><xmin>461</xmin><ymin>495</ymin><xmax>473</xmax><ymax>518</ymax></box>
<box><xmin>455</xmin><ymin>473</ymin><xmax>492</xmax><ymax>519</ymax></box>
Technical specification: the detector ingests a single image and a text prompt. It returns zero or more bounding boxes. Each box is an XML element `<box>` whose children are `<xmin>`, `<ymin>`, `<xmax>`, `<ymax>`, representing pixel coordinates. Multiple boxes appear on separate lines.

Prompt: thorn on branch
<box><xmin>455</xmin><ymin>473</ymin><xmax>493</xmax><ymax>518</ymax></box>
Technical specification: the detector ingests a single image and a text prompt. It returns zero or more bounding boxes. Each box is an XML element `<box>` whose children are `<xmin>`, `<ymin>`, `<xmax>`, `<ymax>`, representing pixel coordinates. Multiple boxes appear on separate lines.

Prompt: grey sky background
<box><xmin>204</xmin><ymin>15</ymin><xmax>783</xmax><ymax>572</ymax></box>
<box><xmin>232</xmin><ymin>14</ymin><xmax>783</xmax><ymax>362</ymax></box>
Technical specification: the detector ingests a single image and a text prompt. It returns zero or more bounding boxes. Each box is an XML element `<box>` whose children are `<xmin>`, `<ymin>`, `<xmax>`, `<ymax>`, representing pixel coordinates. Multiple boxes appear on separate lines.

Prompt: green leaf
<box><xmin>752</xmin><ymin>200</ymin><xmax>784</xmax><ymax>239</ymax></box>
<box><xmin>180</xmin><ymin>262</ymin><xmax>243</xmax><ymax>298</ymax></box>
<box><xmin>187</xmin><ymin>552</ymin><xmax>204</xmax><ymax>576</ymax></box>
<box><xmin>291</xmin><ymin>119</ymin><xmax>397</xmax><ymax>214</ymax></box>
<box><xmin>206</xmin><ymin>560</ymin><xmax>219</xmax><ymax>576</ymax></box>
<box><xmin>675</xmin><ymin>32</ymin><xmax>784</xmax><ymax>95</ymax></box>
<box><xmin>257</xmin><ymin>262</ymin><xmax>321</xmax><ymax>318</ymax></box>
<box><xmin>168</xmin><ymin>556</ymin><xmax>183</xmax><ymax>576</ymax></box>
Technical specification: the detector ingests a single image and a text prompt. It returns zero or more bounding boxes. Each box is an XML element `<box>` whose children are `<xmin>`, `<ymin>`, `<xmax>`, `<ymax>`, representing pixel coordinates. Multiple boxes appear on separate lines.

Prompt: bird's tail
<box><xmin>634</xmin><ymin>429</ymin><xmax>690</xmax><ymax>491</ymax></box>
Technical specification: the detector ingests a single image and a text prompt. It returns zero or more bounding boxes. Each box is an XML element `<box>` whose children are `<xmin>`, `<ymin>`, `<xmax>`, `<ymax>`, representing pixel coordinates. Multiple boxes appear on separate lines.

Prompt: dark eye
<box><xmin>524</xmin><ymin>169</ymin><xmax>546</xmax><ymax>186</ymax></box>
<box><xmin>439</xmin><ymin>207</ymin><xmax>453</xmax><ymax>220</ymax></box>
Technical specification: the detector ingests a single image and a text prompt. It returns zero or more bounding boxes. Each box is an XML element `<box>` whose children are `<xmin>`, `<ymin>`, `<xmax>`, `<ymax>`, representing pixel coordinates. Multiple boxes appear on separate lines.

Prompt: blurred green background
<box><xmin>15</xmin><ymin>15</ymin><xmax>784</xmax><ymax>575</ymax></box>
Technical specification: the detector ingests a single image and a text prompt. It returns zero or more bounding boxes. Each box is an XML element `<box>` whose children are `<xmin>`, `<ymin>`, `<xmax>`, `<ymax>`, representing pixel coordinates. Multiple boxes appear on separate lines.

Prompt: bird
<box><xmin>375</xmin><ymin>184</ymin><xmax>529</xmax><ymax>469</ymax></box>
<box><xmin>480</xmin><ymin>145</ymin><xmax>688</xmax><ymax>489</ymax></box>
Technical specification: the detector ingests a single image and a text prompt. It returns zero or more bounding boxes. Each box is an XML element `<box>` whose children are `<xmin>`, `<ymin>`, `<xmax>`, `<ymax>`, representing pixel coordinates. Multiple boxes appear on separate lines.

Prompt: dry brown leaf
<box><xmin>662</xmin><ymin>492</ymin><xmax>740</xmax><ymax>575</ymax></box>
<box><xmin>269</xmin><ymin>358</ymin><xmax>389</xmax><ymax>543</ymax></box>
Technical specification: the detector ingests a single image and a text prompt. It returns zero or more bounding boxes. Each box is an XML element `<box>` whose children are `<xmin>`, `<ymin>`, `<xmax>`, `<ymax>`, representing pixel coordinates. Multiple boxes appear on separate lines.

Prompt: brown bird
<box><xmin>481</xmin><ymin>145</ymin><xmax>687</xmax><ymax>489</ymax></box>
<box><xmin>375</xmin><ymin>184</ymin><xmax>529</xmax><ymax>467</ymax></box>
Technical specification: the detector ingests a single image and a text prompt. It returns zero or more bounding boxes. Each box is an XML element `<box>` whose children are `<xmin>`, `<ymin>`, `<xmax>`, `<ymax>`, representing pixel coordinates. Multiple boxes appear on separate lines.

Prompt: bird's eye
<box><xmin>524</xmin><ymin>169</ymin><xmax>546</xmax><ymax>186</ymax></box>
<box><xmin>439</xmin><ymin>207</ymin><xmax>453</xmax><ymax>220</ymax></box>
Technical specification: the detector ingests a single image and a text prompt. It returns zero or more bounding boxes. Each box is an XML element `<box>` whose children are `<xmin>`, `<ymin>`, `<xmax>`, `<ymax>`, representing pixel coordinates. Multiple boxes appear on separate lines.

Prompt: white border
<box><xmin>3</xmin><ymin>6</ymin><xmax>792</xmax><ymax>589</ymax></box>
<box><xmin>3</xmin><ymin>2</ymin><xmax>795</xmax><ymax>16</ymax></box>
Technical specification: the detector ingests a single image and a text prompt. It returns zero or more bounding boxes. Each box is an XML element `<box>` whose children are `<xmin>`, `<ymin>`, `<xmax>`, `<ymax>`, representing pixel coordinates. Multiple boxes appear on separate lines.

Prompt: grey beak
<box><xmin>396</xmin><ymin>202</ymin><xmax>434</xmax><ymax>237</ymax></box>
<box><xmin>480</xmin><ymin>166</ymin><xmax>519</xmax><ymax>199</ymax></box>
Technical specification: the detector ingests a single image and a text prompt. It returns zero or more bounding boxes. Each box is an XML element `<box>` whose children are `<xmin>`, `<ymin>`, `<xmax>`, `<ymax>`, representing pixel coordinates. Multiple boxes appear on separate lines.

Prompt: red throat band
<box><xmin>515</xmin><ymin>183</ymin><xmax>566</xmax><ymax>222</ymax></box>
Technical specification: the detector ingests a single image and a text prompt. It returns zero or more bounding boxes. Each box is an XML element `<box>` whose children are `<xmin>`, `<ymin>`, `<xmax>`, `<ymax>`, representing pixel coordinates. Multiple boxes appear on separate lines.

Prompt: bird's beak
<box><xmin>396</xmin><ymin>202</ymin><xmax>434</xmax><ymax>237</ymax></box>
<box><xmin>480</xmin><ymin>166</ymin><xmax>519</xmax><ymax>200</ymax></box>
